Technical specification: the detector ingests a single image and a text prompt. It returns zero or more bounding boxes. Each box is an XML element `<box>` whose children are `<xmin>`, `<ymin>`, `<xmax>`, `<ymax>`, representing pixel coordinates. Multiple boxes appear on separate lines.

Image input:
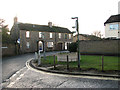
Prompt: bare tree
<box><xmin>91</xmin><ymin>31</ymin><xmax>103</xmax><ymax>38</ymax></box>
<box><xmin>0</xmin><ymin>19</ymin><xmax>5</xmax><ymax>28</ymax></box>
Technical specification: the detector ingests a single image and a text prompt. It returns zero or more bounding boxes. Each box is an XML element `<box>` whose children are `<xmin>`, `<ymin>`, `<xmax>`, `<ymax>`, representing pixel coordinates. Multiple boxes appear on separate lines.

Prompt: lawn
<box><xmin>40</xmin><ymin>55</ymin><xmax>119</xmax><ymax>71</ymax></box>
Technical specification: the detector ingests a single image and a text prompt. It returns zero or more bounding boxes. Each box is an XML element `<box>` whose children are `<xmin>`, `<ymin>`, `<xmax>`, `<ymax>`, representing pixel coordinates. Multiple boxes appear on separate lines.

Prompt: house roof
<box><xmin>17</xmin><ymin>23</ymin><xmax>73</xmax><ymax>33</ymax></box>
<box><xmin>104</xmin><ymin>14</ymin><xmax>120</xmax><ymax>25</ymax></box>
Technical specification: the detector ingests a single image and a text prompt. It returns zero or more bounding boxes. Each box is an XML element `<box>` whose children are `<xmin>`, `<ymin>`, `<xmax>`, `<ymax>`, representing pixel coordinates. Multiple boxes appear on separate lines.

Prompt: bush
<box><xmin>68</xmin><ymin>42</ymin><xmax>77</xmax><ymax>52</ymax></box>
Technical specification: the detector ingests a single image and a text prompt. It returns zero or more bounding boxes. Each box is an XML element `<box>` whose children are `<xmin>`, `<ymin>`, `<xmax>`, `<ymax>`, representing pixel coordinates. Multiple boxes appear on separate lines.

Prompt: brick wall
<box><xmin>79</xmin><ymin>40</ymin><xmax>120</xmax><ymax>55</ymax></box>
<box><xmin>2</xmin><ymin>43</ymin><xmax>16</xmax><ymax>56</ymax></box>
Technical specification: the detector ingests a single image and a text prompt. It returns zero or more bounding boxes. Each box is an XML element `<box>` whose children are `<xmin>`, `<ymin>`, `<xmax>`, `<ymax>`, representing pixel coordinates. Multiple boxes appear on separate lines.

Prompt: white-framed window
<box><xmin>26</xmin><ymin>42</ymin><xmax>30</xmax><ymax>49</ymax></box>
<box><xmin>59</xmin><ymin>33</ymin><xmax>61</xmax><ymax>39</ymax></box>
<box><xmin>50</xmin><ymin>33</ymin><xmax>52</xmax><ymax>38</ymax></box>
<box><xmin>109</xmin><ymin>24</ymin><xmax>119</xmax><ymax>30</ymax></box>
<box><xmin>26</xmin><ymin>31</ymin><xmax>30</xmax><ymax>38</ymax></box>
<box><xmin>47</xmin><ymin>42</ymin><xmax>53</xmax><ymax>47</ymax></box>
<box><xmin>69</xmin><ymin>34</ymin><xmax>71</xmax><ymax>39</ymax></box>
<box><xmin>39</xmin><ymin>32</ymin><xmax>42</xmax><ymax>38</ymax></box>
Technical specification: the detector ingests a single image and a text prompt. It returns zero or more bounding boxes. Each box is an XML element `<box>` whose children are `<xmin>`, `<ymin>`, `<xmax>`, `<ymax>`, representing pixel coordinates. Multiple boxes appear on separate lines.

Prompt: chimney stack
<box><xmin>48</xmin><ymin>22</ymin><xmax>52</xmax><ymax>28</ymax></box>
<box><xmin>14</xmin><ymin>16</ymin><xmax>18</xmax><ymax>23</ymax></box>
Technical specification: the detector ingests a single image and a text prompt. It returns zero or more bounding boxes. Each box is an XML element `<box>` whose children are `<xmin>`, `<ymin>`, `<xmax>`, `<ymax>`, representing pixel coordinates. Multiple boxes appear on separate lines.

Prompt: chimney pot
<box><xmin>48</xmin><ymin>22</ymin><xmax>52</xmax><ymax>28</ymax></box>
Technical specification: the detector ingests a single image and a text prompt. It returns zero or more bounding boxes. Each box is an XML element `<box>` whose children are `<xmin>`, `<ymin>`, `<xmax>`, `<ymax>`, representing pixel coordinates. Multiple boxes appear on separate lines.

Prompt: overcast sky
<box><xmin>0</xmin><ymin>0</ymin><xmax>119</xmax><ymax>36</ymax></box>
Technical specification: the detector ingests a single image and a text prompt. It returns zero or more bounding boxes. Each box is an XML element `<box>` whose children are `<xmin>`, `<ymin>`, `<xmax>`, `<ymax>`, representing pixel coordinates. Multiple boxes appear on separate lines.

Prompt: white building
<box><xmin>104</xmin><ymin>14</ymin><xmax>120</xmax><ymax>38</ymax></box>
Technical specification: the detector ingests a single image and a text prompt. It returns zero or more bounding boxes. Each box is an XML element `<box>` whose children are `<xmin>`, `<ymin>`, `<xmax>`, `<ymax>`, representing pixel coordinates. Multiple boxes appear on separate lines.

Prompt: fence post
<box><xmin>54</xmin><ymin>55</ymin><xmax>56</xmax><ymax>69</ymax></box>
<box><xmin>67</xmin><ymin>55</ymin><xmax>69</xmax><ymax>70</ymax></box>
<box><xmin>102</xmin><ymin>55</ymin><xmax>104</xmax><ymax>72</ymax></box>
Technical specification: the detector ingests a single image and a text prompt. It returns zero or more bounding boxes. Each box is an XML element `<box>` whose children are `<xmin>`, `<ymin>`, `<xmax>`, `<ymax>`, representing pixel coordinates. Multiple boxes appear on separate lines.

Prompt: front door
<box><xmin>57</xmin><ymin>43</ymin><xmax>62</xmax><ymax>51</ymax></box>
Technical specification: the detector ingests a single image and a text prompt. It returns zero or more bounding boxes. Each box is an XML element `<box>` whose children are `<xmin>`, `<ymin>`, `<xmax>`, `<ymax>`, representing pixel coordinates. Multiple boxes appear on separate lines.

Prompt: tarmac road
<box><xmin>1</xmin><ymin>51</ymin><xmax>119</xmax><ymax>88</ymax></box>
<box><xmin>2</xmin><ymin>51</ymin><xmax>66</xmax><ymax>82</ymax></box>
<box><xmin>5</xmin><ymin>62</ymin><xmax>119</xmax><ymax>88</ymax></box>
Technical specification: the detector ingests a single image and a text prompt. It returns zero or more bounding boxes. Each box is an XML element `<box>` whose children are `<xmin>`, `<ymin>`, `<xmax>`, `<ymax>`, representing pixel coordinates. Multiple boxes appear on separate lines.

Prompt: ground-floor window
<box><xmin>26</xmin><ymin>42</ymin><xmax>30</xmax><ymax>49</ymax></box>
<box><xmin>47</xmin><ymin>42</ymin><xmax>53</xmax><ymax>47</ymax></box>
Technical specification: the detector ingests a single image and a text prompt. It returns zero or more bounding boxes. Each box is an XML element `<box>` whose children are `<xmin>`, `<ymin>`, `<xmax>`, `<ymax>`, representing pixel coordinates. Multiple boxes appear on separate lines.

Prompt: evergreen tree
<box><xmin>0</xmin><ymin>19</ymin><xmax>12</xmax><ymax>43</ymax></box>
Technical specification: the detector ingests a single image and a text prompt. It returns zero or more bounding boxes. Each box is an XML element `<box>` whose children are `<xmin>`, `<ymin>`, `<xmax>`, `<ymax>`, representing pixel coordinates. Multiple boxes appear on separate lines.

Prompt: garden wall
<box><xmin>2</xmin><ymin>43</ymin><xmax>16</xmax><ymax>56</ymax></box>
<box><xmin>79</xmin><ymin>40</ymin><xmax>120</xmax><ymax>55</ymax></box>
<box><xmin>57</xmin><ymin>52</ymin><xmax>77</xmax><ymax>62</ymax></box>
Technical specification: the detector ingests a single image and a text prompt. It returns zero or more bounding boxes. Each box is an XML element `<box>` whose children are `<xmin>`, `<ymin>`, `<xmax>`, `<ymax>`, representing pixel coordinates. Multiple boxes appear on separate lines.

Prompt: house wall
<box><xmin>79</xmin><ymin>40</ymin><xmax>120</xmax><ymax>55</ymax></box>
<box><xmin>105</xmin><ymin>22</ymin><xmax>120</xmax><ymax>38</ymax></box>
<box><xmin>20</xmin><ymin>30</ymin><xmax>73</xmax><ymax>53</ymax></box>
<box><xmin>10</xmin><ymin>23</ymin><xmax>20</xmax><ymax>41</ymax></box>
<box><xmin>2</xmin><ymin>43</ymin><xmax>16</xmax><ymax>56</ymax></box>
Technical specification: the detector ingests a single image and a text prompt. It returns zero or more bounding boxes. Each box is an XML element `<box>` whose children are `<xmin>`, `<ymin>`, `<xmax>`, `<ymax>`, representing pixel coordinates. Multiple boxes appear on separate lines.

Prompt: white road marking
<box><xmin>7</xmin><ymin>67</ymin><xmax>26</xmax><ymax>88</ymax></box>
<box><xmin>7</xmin><ymin>82</ymin><xmax>15</xmax><ymax>87</ymax></box>
<box><xmin>26</xmin><ymin>58</ymin><xmax>119</xmax><ymax>81</ymax></box>
<box><xmin>16</xmin><ymin>77</ymin><xmax>21</xmax><ymax>81</ymax></box>
<box><xmin>16</xmin><ymin>71</ymin><xmax>20</xmax><ymax>74</ymax></box>
<box><xmin>20</xmin><ymin>74</ymin><xmax>24</xmax><ymax>77</ymax></box>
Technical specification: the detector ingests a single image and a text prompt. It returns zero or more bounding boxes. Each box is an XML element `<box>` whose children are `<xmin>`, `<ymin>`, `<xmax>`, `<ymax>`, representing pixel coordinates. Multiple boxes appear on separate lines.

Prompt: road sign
<box><xmin>17</xmin><ymin>38</ymin><xmax>20</xmax><ymax>44</ymax></box>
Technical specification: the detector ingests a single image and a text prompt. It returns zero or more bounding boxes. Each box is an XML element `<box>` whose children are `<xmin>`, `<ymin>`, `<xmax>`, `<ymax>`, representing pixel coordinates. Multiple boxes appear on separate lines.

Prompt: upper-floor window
<box><xmin>69</xmin><ymin>34</ymin><xmax>72</xmax><ymax>39</ymax></box>
<box><xmin>109</xmin><ymin>24</ymin><xmax>118</xmax><ymax>30</ymax></box>
<box><xmin>26</xmin><ymin>31</ymin><xmax>30</xmax><ymax>38</ymax></box>
<box><xmin>39</xmin><ymin>32</ymin><xmax>42</xmax><ymax>38</ymax></box>
<box><xmin>65</xmin><ymin>34</ymin><xmax>67</xmax><ymax>39</ymax></box>
<box><xmin>59</xmin><ymin>33</ymin><xmax>61</xmax><ymax>39</ymax></box>
<box><xmin>50</xmin><ymin>33</ymin><xmax>52</xmax><ymax>38</ymax></box>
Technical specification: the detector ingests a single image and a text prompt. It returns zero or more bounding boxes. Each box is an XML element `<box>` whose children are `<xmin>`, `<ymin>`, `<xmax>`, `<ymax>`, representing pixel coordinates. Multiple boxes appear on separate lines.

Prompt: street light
<box><xmin>41</xmin><ymin>32</ymin><xmax>46</xmax><ymax>60</ymax></box>
<box><xmin>71</xmin><ymin>17</ymin><xmax>81</xmax><ymax>70</ymax></box>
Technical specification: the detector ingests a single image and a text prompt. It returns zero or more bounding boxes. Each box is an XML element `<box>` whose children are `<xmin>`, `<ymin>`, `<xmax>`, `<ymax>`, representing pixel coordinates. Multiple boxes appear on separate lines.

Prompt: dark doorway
<box><xmin>57</xmin><ymin>43</ymin><xmax>62</xmax><ymax>51</ymax></box>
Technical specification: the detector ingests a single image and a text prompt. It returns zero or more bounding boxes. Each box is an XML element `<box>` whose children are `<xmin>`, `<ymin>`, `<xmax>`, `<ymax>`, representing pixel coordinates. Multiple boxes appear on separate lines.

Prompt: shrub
<box><xmin>68</xmin><ymin>42</ymin><xmax>77</xmax><ymax>52</ymax></box>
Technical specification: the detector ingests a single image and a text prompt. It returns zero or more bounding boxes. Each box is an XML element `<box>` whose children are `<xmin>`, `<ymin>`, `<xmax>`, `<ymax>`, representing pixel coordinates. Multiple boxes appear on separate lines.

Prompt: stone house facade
<box><xmin>10</xmin><ymin>17</ymin><xmax>73</xmax><ymax>53</ymax></box>
<box><xmin>104</xmin><ymin>14</ymin><xmax>120</xmax><ymax>38</ymax></box>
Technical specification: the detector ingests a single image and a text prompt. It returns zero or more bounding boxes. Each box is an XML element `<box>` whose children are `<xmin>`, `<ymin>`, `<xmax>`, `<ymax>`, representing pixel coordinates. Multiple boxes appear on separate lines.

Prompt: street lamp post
<box><xmin>71</xmin><ymin>17</ymin><xmax>81</xmax><ymax>70</ymax></box>
<box><xmin>42</xmin><ymin>33</ymin><xmax>46</xmax><ymax>60</ymax></box>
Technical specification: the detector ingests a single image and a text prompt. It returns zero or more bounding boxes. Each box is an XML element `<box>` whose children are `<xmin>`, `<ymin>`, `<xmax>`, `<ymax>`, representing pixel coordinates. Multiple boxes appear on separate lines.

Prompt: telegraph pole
<box><xmin>72</xmin><ymin>17</ymin><xmax>80</xmax><ymax>70</ymax></box>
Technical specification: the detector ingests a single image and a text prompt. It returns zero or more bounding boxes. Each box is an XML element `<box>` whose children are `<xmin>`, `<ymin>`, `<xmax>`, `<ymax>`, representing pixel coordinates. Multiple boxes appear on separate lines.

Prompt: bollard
<box><xmin>102</xmin><ymin>55</ymin><xmax>104</xmax><ymax>72</ymax></box>
<box><xmin>54</xmin><ymin>55</ymin><xmax>56</xmax><ymax>69</ymax></box>
<box><xmin>38</xmin><ymin>50</ymin><xmax>41</xmax><ymax>66</ymax></box>
<box><xmin>35</xmin><ymin>52</ymin><xmax>38</xmax><ymax>61</ymax></box>
<box><xmin>67</xmin><ymin>55</ymin><xmax>69</xmax><ymax>70</ymax></box>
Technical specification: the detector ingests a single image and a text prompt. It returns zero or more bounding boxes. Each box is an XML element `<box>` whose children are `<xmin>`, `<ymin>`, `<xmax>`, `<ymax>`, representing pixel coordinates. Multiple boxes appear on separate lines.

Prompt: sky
<box><xmin>0</xmin><ymin>0</ymin><xmax>119</xmax><ymax>36</ymax></box>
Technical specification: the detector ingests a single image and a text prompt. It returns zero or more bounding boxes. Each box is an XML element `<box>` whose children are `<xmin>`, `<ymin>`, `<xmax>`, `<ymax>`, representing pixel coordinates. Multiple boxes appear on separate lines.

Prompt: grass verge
<box><xmin>38</xmin><ymin>55</ymin><xmax>119</xmax><ymax>71</ymax></box>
